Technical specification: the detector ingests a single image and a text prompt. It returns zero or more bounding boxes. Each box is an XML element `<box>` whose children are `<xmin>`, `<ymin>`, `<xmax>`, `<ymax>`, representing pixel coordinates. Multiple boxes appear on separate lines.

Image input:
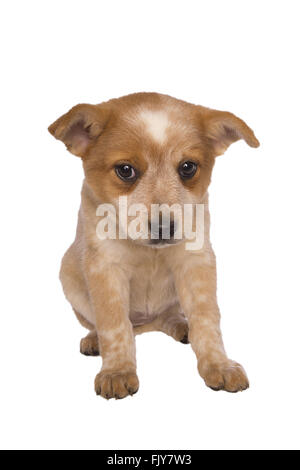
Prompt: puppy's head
<box><xmin>49</xmin><ymin>93</ymin><xmax>259</xmax><ymax>247</ymax></box>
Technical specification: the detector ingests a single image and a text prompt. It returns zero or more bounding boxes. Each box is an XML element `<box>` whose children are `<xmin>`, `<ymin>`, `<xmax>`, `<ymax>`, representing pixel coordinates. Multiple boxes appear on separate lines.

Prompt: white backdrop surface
<box><xmin>0</xmin><ymin>0</ymin><xmax>299</xmax><ymax>450</ymax></box>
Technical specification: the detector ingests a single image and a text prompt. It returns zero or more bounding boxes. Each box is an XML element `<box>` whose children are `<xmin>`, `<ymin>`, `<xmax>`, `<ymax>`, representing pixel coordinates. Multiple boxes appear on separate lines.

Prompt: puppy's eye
<box><xmin>178</xmin><ymin>161</ymin><xmax>198</xmax><ymax>179</ymax></box>
<box><xmin>115</xmin><ymin>164</ymin><xmax>137</xmax><ymax>182</ymax></box>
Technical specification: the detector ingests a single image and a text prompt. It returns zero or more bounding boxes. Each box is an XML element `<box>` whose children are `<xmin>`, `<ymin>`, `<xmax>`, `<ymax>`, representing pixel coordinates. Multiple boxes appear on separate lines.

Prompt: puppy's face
<box><xmin>49</xmin><ymin>93</ymin><xmax>259</xmax><ymax>246</ymax></box>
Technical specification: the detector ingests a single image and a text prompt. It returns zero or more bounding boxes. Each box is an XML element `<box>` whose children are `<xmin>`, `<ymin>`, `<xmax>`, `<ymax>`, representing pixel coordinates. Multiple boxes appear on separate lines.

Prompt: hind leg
<box><xmin>134</xmin><ymin>305</ymin><xmax>189</xmax><ymax>343</ymax></box>
<box><xmin>72</xmin><ymin>309</ymin><xmax>100</xmax><ymax>356</ymax></box>
<box><xmin>80</xmin><ymin>329</ymin><xmax>100</xmax><ymax>356</ymax></box>
<box><xmin>156</xmin><ymin>305</ymin><xmax>189</xmax><ymax>343</ymax></box>
<box><xmin>60</xmin><ymin>245</ymin><xmax>99</xmax><ymax>355</ymax></box>
<box><xmin>74</xmin><ymin>310</ymin><xmax>99</xmax><ymax>356</ymax></box>
<box><xmin>78</xmin><ymin>305</ymin><xmax>189</xmax><ymax>356</ymax></box>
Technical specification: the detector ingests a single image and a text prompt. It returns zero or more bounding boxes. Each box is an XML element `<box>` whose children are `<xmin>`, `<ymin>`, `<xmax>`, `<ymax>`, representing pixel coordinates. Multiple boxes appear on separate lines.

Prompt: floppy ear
<box><xmin>201</xmin><ymin>107</ymin><xmax>260</xmax><ymax>156</ymax></box>
<box><xmin>48</xmin><ymin>103</ymin><xmax>108</xmax><ymax>157</ymax></box>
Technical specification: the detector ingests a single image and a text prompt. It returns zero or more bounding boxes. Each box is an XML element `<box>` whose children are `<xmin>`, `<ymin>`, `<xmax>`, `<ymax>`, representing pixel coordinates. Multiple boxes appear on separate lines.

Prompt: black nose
<box><xmin>149</xmin><ymin>219</ymin><xmax>175</xmax><ymax>240</ymax></box>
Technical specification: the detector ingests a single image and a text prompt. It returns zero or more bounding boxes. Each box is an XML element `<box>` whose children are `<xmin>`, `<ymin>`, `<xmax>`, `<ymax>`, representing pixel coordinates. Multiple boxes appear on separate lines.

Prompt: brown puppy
<box><xmin>49</xmin><ymin>92</ymin><xmax>259</xmax><ymax>399</ymax></box>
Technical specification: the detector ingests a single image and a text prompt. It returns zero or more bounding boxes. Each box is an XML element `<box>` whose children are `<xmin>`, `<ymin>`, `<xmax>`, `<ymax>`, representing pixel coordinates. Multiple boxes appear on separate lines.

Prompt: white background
<box><xmin>1</xmin><ymin>0</ymin><xmax>299</xmax><ymax>450</ymax></box>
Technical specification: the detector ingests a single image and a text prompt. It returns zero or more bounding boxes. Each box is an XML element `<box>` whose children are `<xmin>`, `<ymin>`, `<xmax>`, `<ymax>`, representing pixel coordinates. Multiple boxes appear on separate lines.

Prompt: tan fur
<box><xmin>49</xmin><ymin>92</ymin><xmax>259</xmax><ymax>399</ymax></box>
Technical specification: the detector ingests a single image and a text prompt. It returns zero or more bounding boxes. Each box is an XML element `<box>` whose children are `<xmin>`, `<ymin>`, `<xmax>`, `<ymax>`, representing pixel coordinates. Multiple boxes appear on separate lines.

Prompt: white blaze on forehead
<box><xmin>138</xmin><ymin>109</ymin><xmax>171</xmax><ymax>144</ymax></box>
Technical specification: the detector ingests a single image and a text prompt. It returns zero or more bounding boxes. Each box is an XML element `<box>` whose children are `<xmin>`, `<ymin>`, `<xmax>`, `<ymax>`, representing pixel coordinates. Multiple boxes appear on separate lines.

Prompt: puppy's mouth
<box><xmin>147</xmin><ymin>219</ymin><xmax>180</xmax><ymax>247</ymax></box>
<box><xmin>148</xmin><ymin>238</ymin><xmax>182</xmax><ymax>248</ymax></box>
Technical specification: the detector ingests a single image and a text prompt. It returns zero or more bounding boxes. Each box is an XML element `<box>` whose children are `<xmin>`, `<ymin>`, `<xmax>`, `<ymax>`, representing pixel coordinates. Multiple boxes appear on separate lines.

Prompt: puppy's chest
<box><xmin>129</xmin><ymin>255</ymin><xmax>177</xmax><ymax>322</ymax></box>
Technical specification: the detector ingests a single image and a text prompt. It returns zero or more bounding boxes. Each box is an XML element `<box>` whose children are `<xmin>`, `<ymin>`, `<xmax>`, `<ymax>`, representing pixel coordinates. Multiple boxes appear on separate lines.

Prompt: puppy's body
<box><xmin>50</xmin><ymin>93</ymin><xmax>259</xmax><ymax>399</ymax></box>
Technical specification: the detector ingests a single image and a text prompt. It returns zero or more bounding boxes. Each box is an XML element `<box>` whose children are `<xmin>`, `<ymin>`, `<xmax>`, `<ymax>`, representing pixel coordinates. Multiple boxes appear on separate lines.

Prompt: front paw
<box><xmin>95</xmin><ymin>370</ymin><xmax>139</xmax><ymax>400</ymax></box>
<box><xmin>200</xmin><ymin>360</ymin><xmax>249</xmax><ymax>393</ymax></box>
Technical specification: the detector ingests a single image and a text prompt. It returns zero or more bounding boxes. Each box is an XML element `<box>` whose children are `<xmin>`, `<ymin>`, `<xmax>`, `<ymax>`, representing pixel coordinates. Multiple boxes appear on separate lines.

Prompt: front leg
<box><xmin>173</xmin><ymin>253</ymin><xmax>249</xmax><ymax>393</ymax></box>
<box><xmin>85</xmin><ymin>262</ymin><xmax>139</xmax><ymax>399</ymax></box>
